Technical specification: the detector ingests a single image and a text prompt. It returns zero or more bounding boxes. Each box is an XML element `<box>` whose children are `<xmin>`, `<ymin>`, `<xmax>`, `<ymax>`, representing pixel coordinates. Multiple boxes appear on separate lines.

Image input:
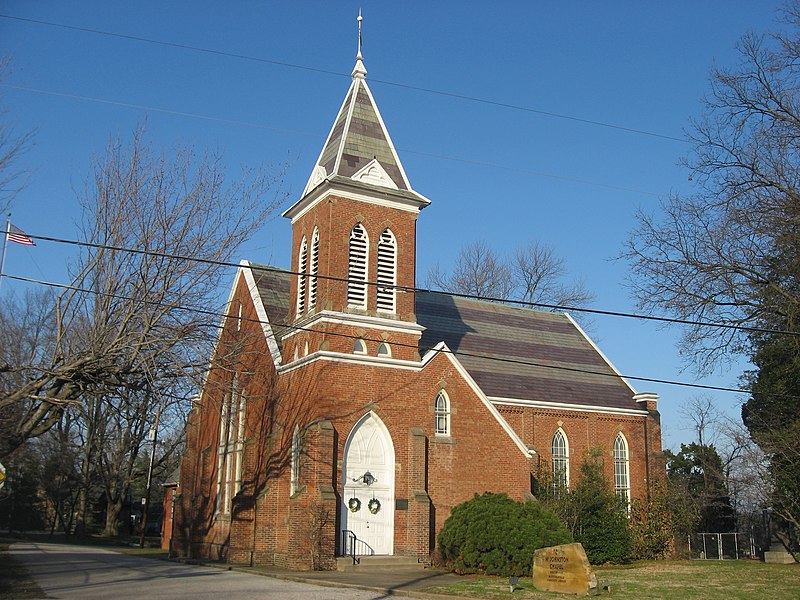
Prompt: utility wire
<box><xmin>1</xmin><ymin>272</ymin><xmax>750</xmax><ymax>396</ymax></box>
<box><xmin>0</xmin><ymin>13</ymin><xmax>687</xmax><ymax>144</ymax></box>
<box><xmin>1</xmin><ymin>83</ymin><xmax>662</xmax><ymax>198</ymax></box>
<box><xmin>16</xmin><ymin>230</ymin><xmax>800</xmax><ymax>339</ymax></box>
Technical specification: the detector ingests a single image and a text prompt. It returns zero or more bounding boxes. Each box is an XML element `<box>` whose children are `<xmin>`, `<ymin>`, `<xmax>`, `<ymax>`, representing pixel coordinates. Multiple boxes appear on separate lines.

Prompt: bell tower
<box><xmin>281</xmin><ymin>13</ymin><xmax>430</xmax><ymax>363</ymax></box>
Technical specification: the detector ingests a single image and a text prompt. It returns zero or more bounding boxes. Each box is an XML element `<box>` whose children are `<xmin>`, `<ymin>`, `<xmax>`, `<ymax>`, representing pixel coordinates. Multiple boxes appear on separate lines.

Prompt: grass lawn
<box><xmin>425</xmin><ymin>560</ymin><xmax>800</xmax><ymax>599</ymax></box>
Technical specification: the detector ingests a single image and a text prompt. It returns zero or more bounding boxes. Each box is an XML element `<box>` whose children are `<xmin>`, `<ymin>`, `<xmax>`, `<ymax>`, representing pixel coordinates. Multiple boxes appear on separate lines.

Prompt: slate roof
<box><xmin>246</xmin><ymin>265</ymin><xmax>639</xmax><ymax>412</ymax></box>
<box><xmin>302</xmin><ymin>56</ymin><xmax>413</xmax><ymax>195</ymax></box>
<box><xmin>416</xmin><ymin>291</ymin><xmax>640</xmax><ymax>411</ymax></box>
<box><xmin>248</xmin><ymin>263</ymin><xmax>291</xmax><ymax>352</ymax></box>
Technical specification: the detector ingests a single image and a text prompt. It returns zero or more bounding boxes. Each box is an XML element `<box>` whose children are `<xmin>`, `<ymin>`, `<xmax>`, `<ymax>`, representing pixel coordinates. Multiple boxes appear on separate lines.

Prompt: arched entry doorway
<box><xmin>341</xmin><ymin>412</ymin><xmax>395</xmax><ymax>556</ymax></box>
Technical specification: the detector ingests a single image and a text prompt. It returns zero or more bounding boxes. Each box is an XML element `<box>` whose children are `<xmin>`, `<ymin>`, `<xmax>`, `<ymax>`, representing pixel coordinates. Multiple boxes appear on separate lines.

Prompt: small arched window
<box><xmin>290</xmin><ymin>425</ymin><xmax>301</xmax><ymax>496</ymax></box>
<box><xmin>353</xmin><ymin>338</ymin><xmax>367</xmax><ymax>354</ymax></box>
<box><xmin>309</xmin><ymin>228</ymin><xmax>319</xmax><ymax>310</ymax></box>
<box><xmin>303</xmin><ymin>340</ymin><xmax>309</xmax><ymax>357</ymax></box>
<box><xmin>614</xmin><ymin>433</ymin><xmax>630</xmax><ymax>504</ymax></box>
<box><xmin>347</xmin><ymin>224</ymin><xmax>368</xmax><ymax>309</ymax></box>
<box><xmin>434</xmin><ymin>391</ymin><xmax>450</xmax><ymax>436</ymax></box>
<box><xmin>376</xmin><ymin>229</ymin><xmax>397</xmax><ymax>313</ymax></box>
<box><xmin>377</xmin><ymin>342</ymin><xmax>391</xmax><ymax>358</ymax></box>
<box><xmin>296</xmin><ymin>236</ymin><xmax>308</xmax><ymax>315</ymax></box>
<box><xmin>552</xmin><ymin>429</ymin><xmax>569</xmax><ymax>489</ymax></box>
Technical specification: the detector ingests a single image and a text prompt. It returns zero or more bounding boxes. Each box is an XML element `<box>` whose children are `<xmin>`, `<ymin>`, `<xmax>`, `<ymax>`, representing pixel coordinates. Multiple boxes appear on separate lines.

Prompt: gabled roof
<box><xmin>301</xmin><ymin>55</ymin><xmax>414</xmax><ymax>197</ymax></box>
<box><xmin>415</xmin><ymin>291</ymin><xmax>641</xmax><ymax>412</ymax></box>
<box><xmin>245</xmin><ymin>265</ymin><xmax>640</xmax><ymax>413</ymax></box>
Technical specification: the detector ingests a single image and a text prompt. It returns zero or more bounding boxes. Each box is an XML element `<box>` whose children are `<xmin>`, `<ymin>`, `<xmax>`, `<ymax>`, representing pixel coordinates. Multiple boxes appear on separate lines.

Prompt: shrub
<box><xmin>567</xmin><ymin>453</ymin><xmax>633</xmax><ymax>564</ymax></box>
<box><xmin>538</xmin><ymin>449</ymin><xmax>633</xmax><ymax>564</ymax></box>
<box><xmin>437</xmin><ymin>492</ymin><xmax>572</xmax><ymax>576</ymax></box>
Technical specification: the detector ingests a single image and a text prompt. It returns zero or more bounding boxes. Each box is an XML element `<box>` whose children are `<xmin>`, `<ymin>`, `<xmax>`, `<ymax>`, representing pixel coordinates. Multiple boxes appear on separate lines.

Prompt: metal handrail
<box><xmin>341</xmin><ymin>529</ymin><xmax>360</xmax><ymax>565</ymax></box>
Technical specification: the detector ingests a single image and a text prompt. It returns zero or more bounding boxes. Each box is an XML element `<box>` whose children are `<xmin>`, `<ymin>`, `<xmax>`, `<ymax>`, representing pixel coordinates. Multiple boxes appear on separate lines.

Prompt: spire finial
<box><xmin>352</xmin><ymin>9</ymin><xmax>367</xmax><ymax>79</ymax></box>
<box><xmin>357</xmin><ymin>9</ymin><xmax>363</xmax><ymax>58</ymax></box>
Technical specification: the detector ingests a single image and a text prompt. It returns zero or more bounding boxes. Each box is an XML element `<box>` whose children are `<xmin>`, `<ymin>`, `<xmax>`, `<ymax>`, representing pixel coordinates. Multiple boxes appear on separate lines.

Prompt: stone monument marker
<box><xmin>533</xmin><ymin>543</ymin><xmax>599</xmax><ymax>596</ymax></box>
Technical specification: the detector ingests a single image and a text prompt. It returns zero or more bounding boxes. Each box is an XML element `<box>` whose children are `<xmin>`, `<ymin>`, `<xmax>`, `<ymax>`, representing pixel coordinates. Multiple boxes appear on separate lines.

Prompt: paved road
<box><xmin>9</xmin><ymin>542</ymin><xmax>386</xmax><ymax>600</ymax></box>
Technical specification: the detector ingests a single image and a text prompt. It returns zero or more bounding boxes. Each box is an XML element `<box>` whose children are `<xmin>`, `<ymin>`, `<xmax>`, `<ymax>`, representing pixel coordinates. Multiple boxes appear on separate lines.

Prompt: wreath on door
<box><xmin>348</xmin><ymin>497</ymin><xmax>361</xmax><ymax>512</ymax></box>
<box><xmin>368</xmin><ymin>498</ymin><xmax>381</xmax><ymax>514</ymax></box>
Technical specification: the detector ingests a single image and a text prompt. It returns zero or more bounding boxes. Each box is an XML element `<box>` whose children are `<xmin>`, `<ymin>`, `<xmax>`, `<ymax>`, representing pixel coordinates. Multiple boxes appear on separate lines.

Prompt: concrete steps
<box><xmin>336</xmin><ymin>554</ymin><xmax>425</xmax><ymax>572</ymax></box>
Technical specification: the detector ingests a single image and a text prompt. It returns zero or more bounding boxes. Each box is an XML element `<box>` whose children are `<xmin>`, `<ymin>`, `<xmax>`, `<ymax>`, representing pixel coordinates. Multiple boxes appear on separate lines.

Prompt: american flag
<box><xmin>7</xmin><ymin>224</ymin><xmax>36</xmax><ymax>246</ymax></box>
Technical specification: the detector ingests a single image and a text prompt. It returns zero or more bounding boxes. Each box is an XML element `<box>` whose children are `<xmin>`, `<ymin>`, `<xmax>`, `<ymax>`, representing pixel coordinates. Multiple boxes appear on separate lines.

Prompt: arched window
<box><xmin>296</xmin><ymin>236</ymin><xmax>308</xmax><ymax>315</ymax></box>
<box><xmin>347</xmin><ymin>224</ymin><xmax>368</xmax><ymax>309</ymax></box>
<box><xmin>552</xmin><ymin>429</ymin><xmax>569</xmax><ymax>489</ymax></box>
<box><xmin>614</xmin><ymin>433</ymin><xmax>630</xmax><ymax>504</ymax></box>
<box><xmin>216</xmin><ymin>375</ymin><xmax>246</xmax><ymax>514</ymax></box>
<box><xmin>353</xmin><ymin>338</ymin><xmax>367</xmax><ymax>354</ymax></box>
<box><xmin>377</xmin><ymin>342</ymin><xmax>391</xmax><ymax>358</ymax></box>
<box><xmin>434</xmin><ymin>391</ymin><xmax>450</xmax><ymax>436</ymax></box>
<box><xmin>309</xmin><ymin>228</ymin><xmax>320</xmax><ymax>310</ymax></box>
<box><xmin>303</xmin><ymin>340</ymin><xmax>309</xmax><ymax>357</ymax></box>
<box><xmin>290</xmin><ymin>425</ymin><xmax>301</xmax><ymax>496</ymax></box>
<box><xmin>376</xmin><ymin>229</ymin><xmax>397</xmax><ymax>313</ymax></box>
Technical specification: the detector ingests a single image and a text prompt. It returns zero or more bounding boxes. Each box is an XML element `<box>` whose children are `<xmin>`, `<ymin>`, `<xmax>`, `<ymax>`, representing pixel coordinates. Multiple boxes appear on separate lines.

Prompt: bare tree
<box><xmin>428</xmin><ymin>240</ymin><xmax>513</xmax><ymax>299</ymax></box>
<box><xmin>0</xmin><ymin>58</ymin><xmax>34</xmax><ymax>213</ymax></box>
<box><xmin>623</xmin><ymin>16</ymin><xmax>800</xmax><ymax>373</ymax></box>
<box><xmin>427</xmin><ymin>239</ymin><xmax>594</xmax><ymax>311</ymax></box>
<box><xmin>0</xmin><ymin>127</ymin><xmax>286</xmax><ymax>460</ymax></box>
<box><xmin>513</xmin><ymin>241</ymin><xmax>594</xmax><ymax>307</ymax></box>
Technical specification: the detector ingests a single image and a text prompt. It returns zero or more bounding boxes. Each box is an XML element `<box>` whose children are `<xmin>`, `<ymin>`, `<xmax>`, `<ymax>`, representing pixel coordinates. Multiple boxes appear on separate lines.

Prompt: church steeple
<box><xmin>297</xmin><ymin>12</ymin><xmax>426</xmax><ymax>201</ymax></box>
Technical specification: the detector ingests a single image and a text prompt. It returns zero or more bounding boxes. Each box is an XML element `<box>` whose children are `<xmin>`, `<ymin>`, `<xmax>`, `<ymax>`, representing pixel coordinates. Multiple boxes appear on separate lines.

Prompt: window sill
<box><xmin>431</xmin><ymin>436</ymin><xmax>457</xmax><ymax>446</ymax></box>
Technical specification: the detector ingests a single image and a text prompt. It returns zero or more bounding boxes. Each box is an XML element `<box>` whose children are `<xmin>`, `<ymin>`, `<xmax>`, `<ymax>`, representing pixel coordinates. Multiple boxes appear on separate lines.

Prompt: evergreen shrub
<box><xmin>437</xmin><ymin>492</ymin><xmax>572</xmax><ymax>576</ymax></box>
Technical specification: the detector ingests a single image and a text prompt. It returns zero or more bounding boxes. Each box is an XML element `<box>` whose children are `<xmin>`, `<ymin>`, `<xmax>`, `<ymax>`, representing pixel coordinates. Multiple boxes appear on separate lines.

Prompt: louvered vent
<box><xmin>376</xmin><ymin>229</ymin><xmax>397</xmax><ymax>312</ymax></box>
<box><xmin>347</xmin><ymin>224</ymin><xmax>368</xmax><ymax>308</ymax></box>
<box><xmin>296</xmin><ymin>237</ymin><xmax>308</xmax><ymax>315</ymax></box>
<box><xmin>309</xmin><ymin>229</ymin><xmax>319</xmax><ymax>310</ymax></box>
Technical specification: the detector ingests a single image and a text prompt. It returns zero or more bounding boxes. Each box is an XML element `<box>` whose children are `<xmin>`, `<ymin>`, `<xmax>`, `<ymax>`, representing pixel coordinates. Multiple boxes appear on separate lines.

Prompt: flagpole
<box><xmin>0</xmin><ymin>214</ymin><xmax>10</xmax><ymax>292</ymax></box>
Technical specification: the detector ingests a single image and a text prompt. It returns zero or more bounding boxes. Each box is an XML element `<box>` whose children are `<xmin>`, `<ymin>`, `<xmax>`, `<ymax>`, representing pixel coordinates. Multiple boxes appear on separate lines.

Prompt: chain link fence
<box><xmin>687</xmin><ymin>532</ymin><xmax>755</xmax><ymax>560</ymax></box>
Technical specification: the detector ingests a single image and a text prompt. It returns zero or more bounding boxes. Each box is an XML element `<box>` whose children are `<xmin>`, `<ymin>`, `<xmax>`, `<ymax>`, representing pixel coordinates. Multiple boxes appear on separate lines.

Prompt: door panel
<box><xmin>342</xmin><ymin>413</ymin><xmax>395</xmax><ymax>555</ymax></box>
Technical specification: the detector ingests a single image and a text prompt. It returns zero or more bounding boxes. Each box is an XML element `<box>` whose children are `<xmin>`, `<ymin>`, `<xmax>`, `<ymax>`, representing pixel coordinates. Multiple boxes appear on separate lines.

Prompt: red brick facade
<box><xmin>171</xmin><ymin>54</ymin><xmax>664</xmax><ymax>570</ymax></box>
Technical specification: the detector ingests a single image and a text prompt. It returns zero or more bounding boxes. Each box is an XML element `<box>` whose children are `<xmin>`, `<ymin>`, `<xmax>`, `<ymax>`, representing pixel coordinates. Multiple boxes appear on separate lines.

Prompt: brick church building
<box><xmin>172</xmin><ymin>40</ymin><xmax>664</xmax><ymax>570</ymax></box>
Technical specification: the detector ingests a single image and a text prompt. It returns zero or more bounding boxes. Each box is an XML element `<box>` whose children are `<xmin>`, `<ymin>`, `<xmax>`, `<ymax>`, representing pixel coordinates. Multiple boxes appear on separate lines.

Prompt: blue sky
<box><xmin>0</xmin><ymin>1</ymin><xmax>785</xmax><ymax>449</ymax></box>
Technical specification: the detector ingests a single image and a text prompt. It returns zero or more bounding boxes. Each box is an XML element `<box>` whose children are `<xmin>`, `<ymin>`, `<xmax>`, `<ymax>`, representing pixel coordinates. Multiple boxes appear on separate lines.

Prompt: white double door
<box><xmin>341</xmin><ymin>412</ymin><xmax>395</xmax><ymax>556</ymax></box>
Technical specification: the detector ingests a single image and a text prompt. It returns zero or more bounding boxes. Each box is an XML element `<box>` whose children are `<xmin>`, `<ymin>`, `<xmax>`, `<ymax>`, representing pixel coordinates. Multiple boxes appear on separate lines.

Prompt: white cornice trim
<box><xmin>421</xmin><ymin>342</ymin><xmax>534</xmax><ymax>458</ymax></box>
<box><xmin>241</xmin><ymin>260</ymin><xmax>282</xmax><ymax>366</ymax></box>
<box><xmin>564</xmin><ymin>312</ymin><xmax>638</xmax><ymax>396</ymax></box>
<box><xmin>489</xmin><ymin>397</ymin><xmax>649</xmax><ymax>417</ymax></box>
<box><xmin>283</xmin><ymin>180</ymin><xmax>430</xmax><ymax>222</ymax></box>
<box><xmin>281</xmin><ymin>310</ymin><xmax>425</xmax><ymax>341</ymax></box>
<box><xmin>278</xmin><ymin>350</ymin><xmax>421</xmax><ymax>374</ymax></box>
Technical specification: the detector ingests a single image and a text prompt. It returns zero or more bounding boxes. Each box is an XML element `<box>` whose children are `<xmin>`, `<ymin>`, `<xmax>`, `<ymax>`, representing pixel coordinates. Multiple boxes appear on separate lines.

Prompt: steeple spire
<box><xmin>352</xmin><ymin>9</ymin><xmax>367</xmax><ymax>79</ymax></box>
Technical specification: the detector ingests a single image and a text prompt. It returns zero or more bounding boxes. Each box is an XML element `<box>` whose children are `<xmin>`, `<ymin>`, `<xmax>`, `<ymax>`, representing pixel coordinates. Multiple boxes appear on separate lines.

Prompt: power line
<box><xmin>1</xmin><ymin>272</ymin><xmax>750</xmax><ymax>396</ymax></box>
<box><xmin>17</xmin><ymin>230</ymin><xmax>800</xmax><ymax>339</ymax></box>
<box><xmin>0</xmin><ymin>13</ymin><xmax>687</xmax><ymax>144</ymax></box>
<box><xmin>1</xmin><ymin>83</ymin><xmax>662</xmax><ymax>198</ymax></box>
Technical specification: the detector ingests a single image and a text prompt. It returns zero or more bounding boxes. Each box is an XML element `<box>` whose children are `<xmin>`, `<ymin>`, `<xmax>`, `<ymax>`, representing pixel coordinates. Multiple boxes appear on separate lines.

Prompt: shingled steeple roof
<box><xmin>301</xmin><ymin>35</ymin><xmax>416</xmax><ymax>197</ymax></box>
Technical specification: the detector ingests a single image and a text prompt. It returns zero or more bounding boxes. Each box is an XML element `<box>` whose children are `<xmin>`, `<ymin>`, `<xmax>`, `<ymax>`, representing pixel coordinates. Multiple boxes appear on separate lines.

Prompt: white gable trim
<box><xmin>420</xmin><ymin>342</ymin><xmax>533</xmax><ymax>458</ymax></box>
<box><xmin>302</xmin><ymin>78</ymin><xmax>357</xmax><ymax>196</ymax></box>
<box><xmin>360</xmin><ymin>79</ymin><xmax>413</xmax><ymax>190</ymax></box>
<box><xmin>564</xmin><ymin>313</ymin><xmax>638</xmax><ymax>395</ymax></box>
<box><xmin>240</xmin><ymin>260</ymin><xmax>282</xmax><ymax>367</ymax></box>
<box><xmin>352</xmin><ymin>158</ymin><xmax>399</xmax><ymax>190</ymax></box>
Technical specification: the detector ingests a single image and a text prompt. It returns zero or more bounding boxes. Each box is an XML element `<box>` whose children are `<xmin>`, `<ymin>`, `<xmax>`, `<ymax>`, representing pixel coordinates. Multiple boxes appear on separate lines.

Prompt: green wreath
<box><xmin>348</xmin><ymin>497</ymin><xmax>361</xmax><ymax>512</ymax></box>
<box><xmin>368</xmin><ymin>498</ymin><xmax>381</xmax><ymax>514</ymax></box>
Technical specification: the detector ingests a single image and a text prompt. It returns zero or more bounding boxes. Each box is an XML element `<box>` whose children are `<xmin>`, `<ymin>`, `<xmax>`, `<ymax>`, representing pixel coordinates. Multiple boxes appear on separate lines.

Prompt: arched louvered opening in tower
<box><xmin>376</xmin><ymin>229</ymin><xmax>397</xmax><ymax>313</ymax></box>
<box><xmin>296</xmin><ymin>236</ymin><xmax>308</xmax><ymax>316</ymax></box>
<box><xmin>309</xmin><ymin>228</ymin><xmax>320</xmax><ymax>310</ymax></box>
<box><xmin>347</xmin><ymin>224</ymin><xmax>368</xmax><ymax>309</ymax></box>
